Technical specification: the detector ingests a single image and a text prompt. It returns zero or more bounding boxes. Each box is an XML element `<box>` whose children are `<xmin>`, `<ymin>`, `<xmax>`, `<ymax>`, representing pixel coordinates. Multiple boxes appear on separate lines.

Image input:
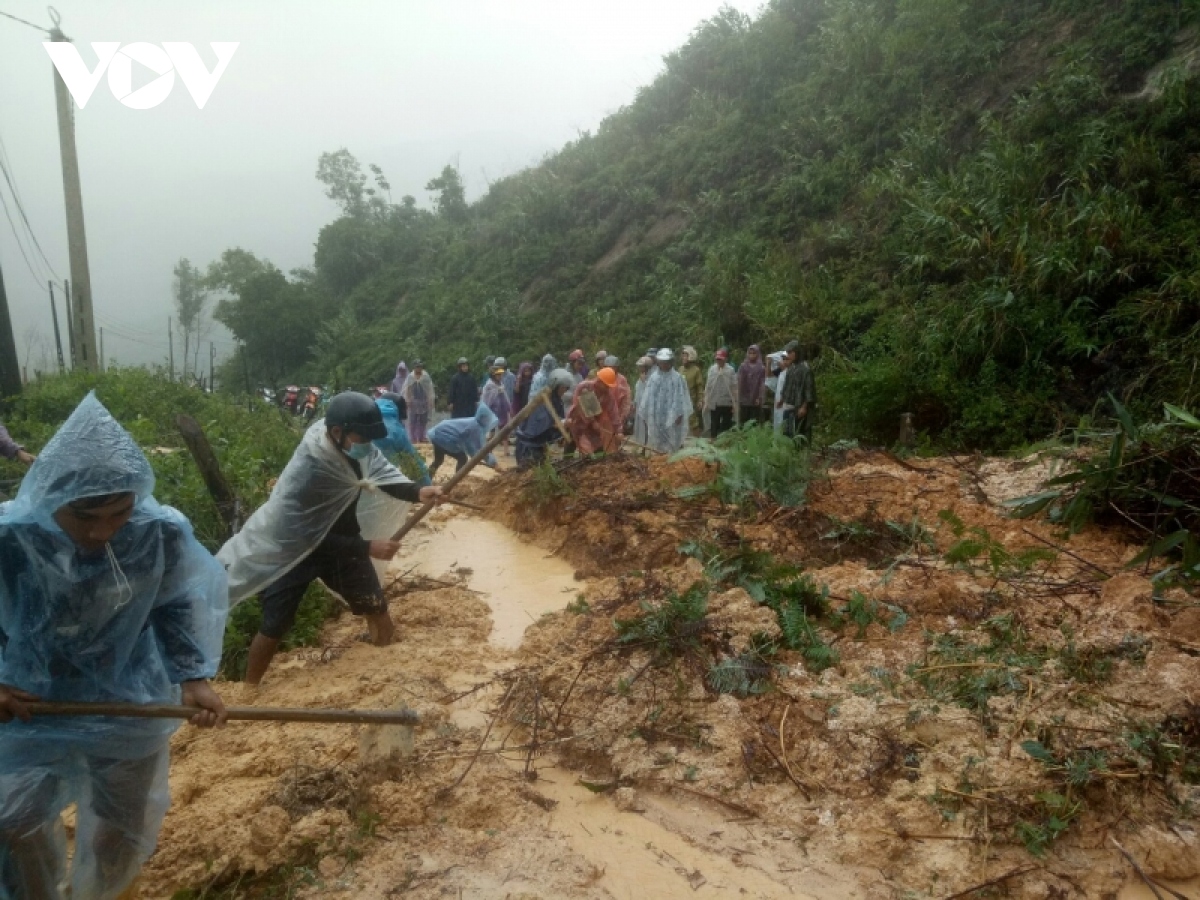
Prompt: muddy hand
<box><xmin>181</xmin><ymin>679</ymin><xmax>227</xmax><ymax>729</ymax></box>
<box><xmin>0</xmin><ymin>684</ymin><xmax>39</xmax><ymax>723</ymax></box>
<box><xmin>419</xmin><ymin>486</ymin><xmax>445</xmax><ymax>506</ymax></box>
<box><xmin>369</xmin><ymin>539</ymin><xmax>403</xmax><ymax>560</ymax></box>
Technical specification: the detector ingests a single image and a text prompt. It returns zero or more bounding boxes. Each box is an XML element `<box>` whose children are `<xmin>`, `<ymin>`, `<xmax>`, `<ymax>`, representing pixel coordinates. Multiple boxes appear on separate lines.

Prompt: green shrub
<box><xmin>673</xmin><ymin>425</ymin><xmax>811</xmax><ymax>507</ymax></box>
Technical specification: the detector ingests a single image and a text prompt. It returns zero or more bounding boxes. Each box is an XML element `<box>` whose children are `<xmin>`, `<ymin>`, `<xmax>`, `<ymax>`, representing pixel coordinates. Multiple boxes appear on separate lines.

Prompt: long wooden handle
<box><xmin>26</xmin><ymin>701</ymin><xmax>419</xmax><ymax>726</ymax></box>
<box><xmin>390</xmin><ymin>389</ymin><xmax>554</xmax><ymax>542</ymax></box>
<box><xmin>541</xmin><ymin>393</ymin><xmax>572</xmax><ymax>441</ymax></box>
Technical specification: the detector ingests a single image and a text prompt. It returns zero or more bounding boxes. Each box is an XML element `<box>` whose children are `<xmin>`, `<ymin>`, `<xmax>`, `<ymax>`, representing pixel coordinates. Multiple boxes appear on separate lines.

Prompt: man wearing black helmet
<box><xmin>448</xmin><ymin>357</ymin><xmax>479</xmax><ymax>419</ymax></box>
<box><xmin>218</xmin><ymin>392</ymin><xmax>444</xmax><ymax>685</ymax></box>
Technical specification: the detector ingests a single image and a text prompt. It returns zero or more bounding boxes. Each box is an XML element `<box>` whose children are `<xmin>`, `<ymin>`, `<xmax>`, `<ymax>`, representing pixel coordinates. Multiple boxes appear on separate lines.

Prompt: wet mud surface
<box><xmin>144</xmin><ymin>449</ymin><xmax>1199</xmax><ymax>899</ymax></box>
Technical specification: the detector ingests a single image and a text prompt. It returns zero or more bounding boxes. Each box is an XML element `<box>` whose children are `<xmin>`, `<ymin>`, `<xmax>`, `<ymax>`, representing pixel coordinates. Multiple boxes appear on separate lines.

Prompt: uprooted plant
<box><xmin>672</xmin><ymin>424</ymin><xmax>812</xmax><ymax>507</ymax></box>
<box><xmin>1007</xmin><ymin>396</ymin><xmax>1200</xmax><ymax>585</ymax></box>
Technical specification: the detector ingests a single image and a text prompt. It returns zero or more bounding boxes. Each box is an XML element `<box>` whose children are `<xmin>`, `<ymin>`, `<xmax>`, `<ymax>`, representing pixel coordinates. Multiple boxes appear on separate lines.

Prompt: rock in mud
<box><xmin>248</xmin><ymin>805</ymin><xmax>290</xmax><ymax>858</ymax></box>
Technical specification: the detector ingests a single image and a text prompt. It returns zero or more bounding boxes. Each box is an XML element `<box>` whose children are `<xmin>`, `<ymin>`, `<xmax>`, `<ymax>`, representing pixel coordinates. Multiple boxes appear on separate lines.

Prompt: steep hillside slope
<box><xmin>214</xmin><ymin>0</ymin><xmax>1200</xmax><ymax>450</ymax></box>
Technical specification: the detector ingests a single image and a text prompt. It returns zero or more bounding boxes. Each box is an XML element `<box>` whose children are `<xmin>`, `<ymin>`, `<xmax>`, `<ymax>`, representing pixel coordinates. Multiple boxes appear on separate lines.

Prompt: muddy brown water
<box><xmin>401</xmin><ymin>509</ymin><xmax>1199</xmax><ymax>900</ymax></box>
<box><xmin>405</xmin><ymin>514</ymin><xmax>580</xmax><ymax>648</ymax></box>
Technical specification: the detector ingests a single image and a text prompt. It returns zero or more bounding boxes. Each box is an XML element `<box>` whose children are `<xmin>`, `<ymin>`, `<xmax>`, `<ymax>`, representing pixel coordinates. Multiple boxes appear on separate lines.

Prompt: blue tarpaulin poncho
<box><xmin>0</xmin><ymin>392</ymin><xmax>228</xmax><ymax>899</ymax></box>
<box><xmin>427</xmin><ymin>404</ymin><xmax>498</xmax><ymax>466</ymax></box>
<box><xmin>373</xmin><ymin>398</ymin><xmax>431</xmax><ymax>487</ymax></box>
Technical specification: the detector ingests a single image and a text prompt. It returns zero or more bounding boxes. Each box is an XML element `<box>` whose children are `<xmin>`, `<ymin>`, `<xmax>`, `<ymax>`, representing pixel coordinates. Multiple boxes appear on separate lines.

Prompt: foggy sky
<box><xmin>0</xmin><ymin>0</ymin><xmax>761</xmax><ymax>374</ymax></box>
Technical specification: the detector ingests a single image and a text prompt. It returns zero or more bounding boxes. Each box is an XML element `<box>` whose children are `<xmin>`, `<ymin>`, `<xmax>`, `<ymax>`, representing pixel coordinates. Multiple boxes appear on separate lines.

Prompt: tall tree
<box><xmin>425</xmin><ymin>164</ymin><xmax>468</xmax><ymax>223</ymax></box>
<box><xmin>173</xmin><ymin>258</ymin><xmax>208</xmax><ymax>379</ymax></box>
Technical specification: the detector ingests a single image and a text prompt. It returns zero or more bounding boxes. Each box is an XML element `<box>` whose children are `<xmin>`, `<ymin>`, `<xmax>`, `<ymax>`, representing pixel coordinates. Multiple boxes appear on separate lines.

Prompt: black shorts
<box><xmin>258</xmin><ymin>547</ymin><xmax>385</xmax><ymax>639</ymax></box>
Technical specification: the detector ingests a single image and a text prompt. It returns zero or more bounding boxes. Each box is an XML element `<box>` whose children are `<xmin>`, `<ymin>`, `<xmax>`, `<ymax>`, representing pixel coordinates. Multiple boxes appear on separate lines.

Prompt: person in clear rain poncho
<box><xmin>633</xmin><ymin>356</ymin><xmax>653</xmax><ymax>446</ymax></box>
<box><xmin>529</xmin><ymin>353</ymin><xmax>557</xmax><ymax>395</ymax></box>
<box><xmin>0</xmin><ymin>392</ymin><xmax>228</xmax><ymax>900</ymax></box>
<box><xmin>641</xmin><ymin>348</ymin><xmax>693</xmax><ymax>453</ymax></box>
<box><xmin>218</xmin><ymin>392</ymin><xmax>443</xmax><ymax>685</ymax></box>
<box><xmin>401</xmin><ymin>360</ymin><xmax>434</xmax><ymax>444</ymax></box>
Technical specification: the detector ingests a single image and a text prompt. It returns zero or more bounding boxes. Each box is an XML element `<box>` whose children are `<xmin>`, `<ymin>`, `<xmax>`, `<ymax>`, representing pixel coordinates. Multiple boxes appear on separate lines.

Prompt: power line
<box><xmin>0</xmin><ymin>8</ymin><xmax>51</xmax><ymax>34</ymax></box>
<box><xmin>0</xmin><ymin>185</ymin><xmax>52</xmax><ymax>285</ymax></box>
<box><xmin>0</xmin><ymin>131</ymin><xmax>63</xmax><ymax>283</ymax></box>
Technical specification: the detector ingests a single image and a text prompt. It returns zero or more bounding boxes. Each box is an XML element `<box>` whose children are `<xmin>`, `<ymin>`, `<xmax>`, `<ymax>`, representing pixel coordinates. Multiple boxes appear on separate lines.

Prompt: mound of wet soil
<box><xmin>148</xmin><ymin>449</ymin><xmax>1199</xmax><ymax>899</ymax></box>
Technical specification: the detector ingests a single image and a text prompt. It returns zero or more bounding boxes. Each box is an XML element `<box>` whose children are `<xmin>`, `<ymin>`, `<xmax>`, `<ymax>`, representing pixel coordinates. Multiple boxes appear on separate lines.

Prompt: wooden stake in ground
<box><xmin>391</xmin><ymin>388</ymin><xmax>555</xmax><ymax>542</ymax></box>
<box><xmin>26</xmin><ymin>701</ymin><xmax>419</xmax><ymax>726</ymax></box>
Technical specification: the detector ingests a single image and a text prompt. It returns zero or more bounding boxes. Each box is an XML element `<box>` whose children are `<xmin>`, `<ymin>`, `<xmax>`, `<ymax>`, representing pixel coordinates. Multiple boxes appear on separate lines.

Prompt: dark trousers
<box><xmin>710</xmin><ymin>406</ymin><xmax>734</xmax><ymax>438</ymax></box>
<box><xmin>739</xmin><ymin>404</ymin><xmax>762</xmax><ymax>426</ymax></box>
<box><xmin>429</xmin><ymin>445</ymin><xmax>468</xmax><ymax>476</ymax></box>
<box><xmin>783</xmin><ymin>409</ymin><xmax>812</xmax><ymax>443</ymax></box>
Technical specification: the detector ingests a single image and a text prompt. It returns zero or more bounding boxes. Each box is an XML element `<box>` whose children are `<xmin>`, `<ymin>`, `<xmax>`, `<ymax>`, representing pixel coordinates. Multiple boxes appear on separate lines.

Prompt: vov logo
<box><xmin>43</xmin><ymin>42</ymin><xmax>239</xmax><ymax>110</ymax></box>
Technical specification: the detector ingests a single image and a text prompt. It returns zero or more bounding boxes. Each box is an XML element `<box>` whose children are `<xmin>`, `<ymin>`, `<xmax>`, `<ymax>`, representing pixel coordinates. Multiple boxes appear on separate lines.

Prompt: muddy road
<box><xmin>144</xmin><ymin>450</ymin><xmax>1198</xmax><ymax>899</ymax></box>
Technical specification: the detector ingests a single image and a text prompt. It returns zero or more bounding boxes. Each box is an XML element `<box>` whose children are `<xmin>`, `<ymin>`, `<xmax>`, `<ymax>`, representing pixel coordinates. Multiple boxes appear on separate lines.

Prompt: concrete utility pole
<box><xmin>50</xmin><ymin>17</ymin><xmax>99</xmax><ymax>372</ymax></box>
<box><xmin>64</xmin><ymin>280</ymin><xmax>76</xmax><ymax>367</ymax></box>
<box><xmin>49</xmin><ymin>282</ymin><xmax>65</xmax><ymax>372</ymax></box>
<box><xmin>0</xmin><ymin>257</ymin><xmax>22</xmax><ymax>399</ymax></box>
<box><xmin>168</xmin><ymin>317</ymin><xmax>174</xmax><ymax>379</ymax></box>
<box><xmin>98</xmin><ymin>326</ymin><xmax>104</xmax><ymax>372</ymax></box>
<box><xmin>210</xmin><ymin>342</ymin><xmax>216</xmax><ymax>391</ymax></box>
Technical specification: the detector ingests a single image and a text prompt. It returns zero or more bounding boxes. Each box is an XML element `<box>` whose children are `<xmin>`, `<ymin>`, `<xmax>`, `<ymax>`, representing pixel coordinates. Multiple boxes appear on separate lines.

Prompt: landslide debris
<box><xmin>152</xmin><ymin>448</ymin><xmax>1199</xmax><ymax>899</ymax></box>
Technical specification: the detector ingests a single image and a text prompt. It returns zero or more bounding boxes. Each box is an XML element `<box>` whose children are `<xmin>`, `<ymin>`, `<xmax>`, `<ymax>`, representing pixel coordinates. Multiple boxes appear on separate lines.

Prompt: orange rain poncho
<box><xmin>566</xmin><ymin>377</ymin><xmax>623</xmax><ymax>455</ymax></box>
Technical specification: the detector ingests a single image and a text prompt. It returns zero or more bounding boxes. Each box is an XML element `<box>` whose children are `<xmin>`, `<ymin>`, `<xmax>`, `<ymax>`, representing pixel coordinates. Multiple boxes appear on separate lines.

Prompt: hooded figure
<box><xmin>390</xmin><ymin>360</ymin><xmax>408</xmax><ymax>396</ymax></box>
<box><xmin>427</xmin><ymin>404</ymin><xmax>500</xmax><ymax>477</ymax></box>
<box><xmin>514</xmin><ymin>361</ymin><xmax>535</xmax><ymax>413</ymax></box>
<box><xmin>530</xmin><ymin>354</ymin><xmax>557</xmax><ymax>395</ymax></box>
<box><xmin>642</xmin><ymin>351</ymin><xmax>693</xmax><ymax>453</ymax></box>
<box><xmin>448</xmin><ymin>359</ymin><xmax>479</xmax><ymax>419</ymax></box>
<box><xmin>0</xmin><ymin>393</ymin><xmax>228</xmax><ymax>900</ymax></box>
<box><xmin>737</xmin><ymin>344</ymin><xmax>766</xmax><ymax>425</ymax></box>
<box><xmin>481</xmin><ymin>367</ymin><xmax>513</xmax><ymax>429</ymax></box>
<box><xmin>373</xmin><ymin>396</ymin><xmax>432</xmax><ymax>487</ymax></box>
<box><xmin>402</xmin><ymin>361</ymin><xmax>435</xmax><ymax>444</ymax></box>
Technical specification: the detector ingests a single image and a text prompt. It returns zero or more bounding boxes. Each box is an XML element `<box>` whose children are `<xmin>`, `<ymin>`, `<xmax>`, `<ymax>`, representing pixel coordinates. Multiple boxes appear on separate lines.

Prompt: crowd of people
<box><xmin>376</xmin><ymin>341</ymin><xmax>817</xmax><ymax>474</ymax></box>
<box><xmin>0</xmin><ymin>339</ymin><xmax>815</xmax><ymax>898</ymax></box>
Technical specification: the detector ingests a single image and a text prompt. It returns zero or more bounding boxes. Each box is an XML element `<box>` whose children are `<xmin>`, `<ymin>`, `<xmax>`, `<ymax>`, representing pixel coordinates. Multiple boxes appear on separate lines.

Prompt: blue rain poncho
<box><xmin>0</xmin><ymin>393</ymin><xmax>227</xmax><ymax>900</ymax></box>
<box><xmin>641</xmin><ymin>366</ymin><xmax>693</xmax><ymax>453</ymax></box>
<box><xmin>0</xmin><ymin>392</ymin><xmax>227</xmax><ymax>751</ymax></box>
<box><xmin>373</xmin><ymin>398</ymin><xmax>431</xmax><ymax>487</ymax></box>
<box><xmin>427</xmin><ymin>404</ymin><xmax>498</xmax><ymax>466</ymax></box>
<box><xmin>530</xmin><ymin>354</ymin><xmax>557</xmax><ymax>395</ymax></box>
<box><xmin>217</xmin><ymin>419</ymin><xmax>411</xmax><ymax>604</ymax></box>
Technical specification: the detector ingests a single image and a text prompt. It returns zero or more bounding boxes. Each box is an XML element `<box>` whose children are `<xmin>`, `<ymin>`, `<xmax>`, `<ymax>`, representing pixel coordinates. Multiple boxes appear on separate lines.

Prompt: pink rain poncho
<box><xmin>0</xmin><ymin>393</ymin><xmax>227</xmax><ymax>900</ymax></box>
<box><xmin>641</xmin><ymin>366</ymin><xmax>693</xmax><ymax>453</ymax></box>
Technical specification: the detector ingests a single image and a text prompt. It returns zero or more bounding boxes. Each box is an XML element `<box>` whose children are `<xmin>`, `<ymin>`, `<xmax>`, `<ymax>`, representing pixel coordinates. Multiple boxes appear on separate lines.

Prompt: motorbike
<box><xmin>281</xmin><ymin>385</ymin><xmax>301</xmax><ymax>415</ymax></box>
<box><xmin>302</xmin><ymin>386</ymin><xmax>322</xmax><ymax>422</ymax></box>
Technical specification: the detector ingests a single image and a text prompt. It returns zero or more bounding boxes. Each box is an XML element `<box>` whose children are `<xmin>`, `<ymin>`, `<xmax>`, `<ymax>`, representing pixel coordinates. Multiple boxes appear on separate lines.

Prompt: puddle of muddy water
<box><xmin>401</xmin><ymin>514</ymin><xmax>579</xmax><ymax>648</ymax></box>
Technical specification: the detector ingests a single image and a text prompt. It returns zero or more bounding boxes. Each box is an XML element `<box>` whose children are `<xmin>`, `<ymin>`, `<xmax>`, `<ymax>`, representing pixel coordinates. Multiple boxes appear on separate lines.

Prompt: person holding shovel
<box><xmin>217</xmin><ymin>392</ymin><xmax>443</xmax><ymax>685</ymax></box>
<box><xmin>0</xmin><ymin>392</ymin><xmax>228</xmax><ymax>900</ymax></box>
<box><xmin>566</xmin><ymin>367</ymin><xmax>624</xmax><ymax>456</ymax></box>
<box><xmin>514</xmin><ymin>368</ymin><xmax>573</xmax><ymax>469</ymax></box>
